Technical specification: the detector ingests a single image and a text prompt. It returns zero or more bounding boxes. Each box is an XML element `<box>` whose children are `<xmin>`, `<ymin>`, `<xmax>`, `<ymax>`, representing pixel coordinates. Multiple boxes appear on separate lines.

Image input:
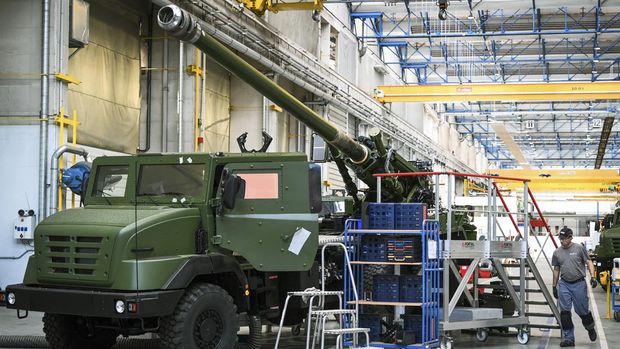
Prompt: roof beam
<box><xmin>490</xmin><ymin>122</ymin><xmax>531</xmax><ymax>168</ymax></box>
<box><xmin>374</xmin><ymin>81</ymin><xmax>620</xmax><ymax>103</ymax></box>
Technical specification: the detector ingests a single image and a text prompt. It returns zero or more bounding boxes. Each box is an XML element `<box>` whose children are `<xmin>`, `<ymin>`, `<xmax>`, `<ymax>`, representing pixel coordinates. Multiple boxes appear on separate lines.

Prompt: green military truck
<box><xmin>6</xmin><ymin>5</ymin><xmax>439</xmax><ymax>348</ymax></box>
<box><xmin>593</xmin><ymin>207</ymin><xmax>620</xmax><ymax>285</ymax></box>
<box><xmin>8</xmin><ymin>152</ymin><xmax>323</xmax><ymax>348</ymax></box>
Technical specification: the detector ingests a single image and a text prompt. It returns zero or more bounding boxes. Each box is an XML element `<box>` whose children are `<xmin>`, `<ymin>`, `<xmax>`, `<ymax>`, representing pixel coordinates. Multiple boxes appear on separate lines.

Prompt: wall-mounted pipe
<box><xmin>161</xmin><ymin>36</ymin><xmax>169</xmax><ymax>152</ymax></box>
<box><xmin>38</xmin><ymin>0</ymin><xmax>51</xmax><ymax>223</ymax></box>
<box><xmin>49</xmin><ymin>145</ymin><xmax>89</xmax><ymax>216</ymax></box>
<box><xmin>178</xmin><ymin>41</ymin><xmax>184</xmax><ymax>152</ymax></box>
<box><xmin>200</xmin><ymin>52</ymin><xmax>206</xmax><ymax>152</ymax></box>
<box><xmin>193</xmin><ymin>48</ymin><xmax>200</xmax><ymax>151</ymax></box>
<box><xmin>138</xmin><ymin>6</ymin><xmax>154</xmax><ymax>153</ymax></box>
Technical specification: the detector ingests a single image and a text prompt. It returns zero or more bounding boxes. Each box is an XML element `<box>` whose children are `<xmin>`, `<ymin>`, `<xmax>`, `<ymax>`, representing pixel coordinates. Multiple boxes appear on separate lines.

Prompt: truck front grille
<box><xmin>38</xmin><ymin>232</ymin><xmax>115</xmax><ymax>283</ymax></box>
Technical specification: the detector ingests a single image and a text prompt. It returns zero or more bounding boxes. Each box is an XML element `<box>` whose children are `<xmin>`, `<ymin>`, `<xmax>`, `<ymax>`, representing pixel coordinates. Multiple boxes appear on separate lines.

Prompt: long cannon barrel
<box><xmin>157</xmin><ymin>5</ymin><xmax>369</xmax><ymax>164</ymax></box>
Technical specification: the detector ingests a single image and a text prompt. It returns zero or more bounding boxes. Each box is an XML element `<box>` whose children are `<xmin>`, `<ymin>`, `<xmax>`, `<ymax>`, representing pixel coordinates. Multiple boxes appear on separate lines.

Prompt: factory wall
<box><xmin>0</xmin><ymin>0</ymin><xmax>68</xmax><ymax>289</ymax></box>
<box><xmin>0</xmin><ymin>126</ymin><xmax>41</xmax><ymax>289</ymax></box>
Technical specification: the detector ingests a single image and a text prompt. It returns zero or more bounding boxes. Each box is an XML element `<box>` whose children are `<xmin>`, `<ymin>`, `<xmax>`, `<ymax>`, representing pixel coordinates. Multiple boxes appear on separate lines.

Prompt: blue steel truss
<box><xmin>350</xmin><ymin>3</ymin><xmax>620</xmax><ymax>84</ymax></box>
<box><xmin>348</xmin><ymin>2</ymin><xmax>620</xmax><ymax>167</ymax></box>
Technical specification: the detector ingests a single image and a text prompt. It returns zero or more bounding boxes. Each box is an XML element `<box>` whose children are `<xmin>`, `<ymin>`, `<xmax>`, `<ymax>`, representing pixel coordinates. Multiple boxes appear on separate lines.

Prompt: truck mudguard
<box><xmin>163</xmin><ymin>254</ymin><xmax>247</xmax><ymax>290</ymax></box>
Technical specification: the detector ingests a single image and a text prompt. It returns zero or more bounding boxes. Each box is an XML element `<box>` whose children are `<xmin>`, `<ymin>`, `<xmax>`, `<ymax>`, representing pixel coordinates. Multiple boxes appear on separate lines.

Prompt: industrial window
<box><xmin>92</xmin><ymin>165</ymin><xmax>129</xmax><ymax>198</ymax></box>
<box><xmin>237</xmin><ymin>173</ymin><xmax>279</xmax><ymax>199</ymax></box>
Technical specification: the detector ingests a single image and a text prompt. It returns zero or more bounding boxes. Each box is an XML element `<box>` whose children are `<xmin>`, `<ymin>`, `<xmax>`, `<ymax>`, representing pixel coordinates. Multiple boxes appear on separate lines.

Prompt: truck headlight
<box><xmin>7</xmin><ymin>293</ymin><xmax>16</xmax><ymax>305</ymax></box>
<box><xmin>115</xmin><ymin>300</ymin><xmax>125</xmax><ymax>314</ymax></box>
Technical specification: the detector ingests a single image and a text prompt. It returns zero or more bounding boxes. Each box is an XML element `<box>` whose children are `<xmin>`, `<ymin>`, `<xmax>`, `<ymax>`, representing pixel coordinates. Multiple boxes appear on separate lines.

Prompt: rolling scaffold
<box><xmin>372</xmin><ymin>172</ymin><xmax>561</xmax><ymax>349</ymax></box>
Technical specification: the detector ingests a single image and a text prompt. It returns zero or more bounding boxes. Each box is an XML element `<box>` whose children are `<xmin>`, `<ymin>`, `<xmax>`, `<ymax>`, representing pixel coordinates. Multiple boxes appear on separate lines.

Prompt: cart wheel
<box><xmin>440</xmin><ymin>338</ymin><xmax>453</xmax><ymax>349</ymax></box>
<box><xmin>291</xmin><ymin>324</ymin><xmax>301</xmax><ymax>336</ymax></box>
<box><xmin>517</xmin><ymin>330</ymin><xmax>529</xmax><ymax>344</ymax></box>
<box><xmin>614</xmin><ymin>311</ymin><xmax>620</xmax><ymax>322</ymax></box>
<box><xmin>476</xmin><ymin>329</ymin><xmax>489</xmax><ymax>342</ymax></box>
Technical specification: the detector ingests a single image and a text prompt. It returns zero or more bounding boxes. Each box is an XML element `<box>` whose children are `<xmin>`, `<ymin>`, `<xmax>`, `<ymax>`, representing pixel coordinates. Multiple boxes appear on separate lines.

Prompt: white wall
<box><xmin>0</xmin><ymin>126</ymin><xmax>41</xmax><ymax>288</ymax></box>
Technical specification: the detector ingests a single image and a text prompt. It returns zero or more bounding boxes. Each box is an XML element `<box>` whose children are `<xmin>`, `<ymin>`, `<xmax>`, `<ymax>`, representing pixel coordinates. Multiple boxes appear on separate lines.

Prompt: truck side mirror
<box><xmin>222</xmin><ymin>174</ymin><xmax>245</xmax><ymax>210</ymax></box>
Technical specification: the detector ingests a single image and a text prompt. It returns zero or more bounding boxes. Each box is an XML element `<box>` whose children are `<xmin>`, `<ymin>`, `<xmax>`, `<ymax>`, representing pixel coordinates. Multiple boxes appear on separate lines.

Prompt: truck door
<box><xmin>215</xmin><ymin>162</ymin><xmax>318</xmax><ymax>271</ymax></box>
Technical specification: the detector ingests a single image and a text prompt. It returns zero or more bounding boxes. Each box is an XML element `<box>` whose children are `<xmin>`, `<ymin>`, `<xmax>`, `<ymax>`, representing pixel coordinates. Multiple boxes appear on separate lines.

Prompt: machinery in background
<box><xmin>593</xmin><ymin>206</ymin><xmax>620</xmax><ymax>286</ymax></box>
<box><xmin>611</xmin><ymin>258</ymin><xmax>620</xmax><ymax>321</ymax></box>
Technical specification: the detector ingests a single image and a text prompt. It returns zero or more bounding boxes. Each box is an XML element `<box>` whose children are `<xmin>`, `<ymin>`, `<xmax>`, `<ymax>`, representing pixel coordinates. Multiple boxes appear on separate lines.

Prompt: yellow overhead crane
<box><xmin>491</xmin><ymin>169</ymin><xmax>620</xmax><ymax>193</ymax></box>
<box><xmin>373</xmin><ymin>81</ymin><xmax>620</xmax><ymax>103</ymax></box>
<box><xmin>237</xmin><ymin>0</ymin><xmax>323</xmax><ymax>16</ymax></box>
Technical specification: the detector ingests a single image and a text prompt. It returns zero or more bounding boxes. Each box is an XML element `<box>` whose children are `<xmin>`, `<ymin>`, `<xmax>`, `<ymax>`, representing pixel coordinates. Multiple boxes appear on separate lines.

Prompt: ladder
<box><xmin>274</xmin><ymin>242</ymin><xmax>378</xmax><ymax>349</ymax></box>
<box><xmin>491</xmin><ymin>184</ymin><xmax>562</xmax><ymax>331</ymax></box>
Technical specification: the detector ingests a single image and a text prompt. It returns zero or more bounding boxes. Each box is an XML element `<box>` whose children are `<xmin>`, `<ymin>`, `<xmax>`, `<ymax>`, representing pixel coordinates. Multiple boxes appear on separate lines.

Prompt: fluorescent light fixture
<box><xmin>594</xmin><ymin>46</ymin><xmax>601</xmax><ymax>51</ymax></box>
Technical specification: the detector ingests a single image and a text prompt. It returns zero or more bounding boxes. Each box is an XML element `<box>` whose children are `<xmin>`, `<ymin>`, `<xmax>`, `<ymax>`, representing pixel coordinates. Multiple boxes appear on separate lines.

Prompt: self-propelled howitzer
<box><xmin>157</xmin><ymin>5</ymin><xmax>433</xmax><ymax>205</ymax></box>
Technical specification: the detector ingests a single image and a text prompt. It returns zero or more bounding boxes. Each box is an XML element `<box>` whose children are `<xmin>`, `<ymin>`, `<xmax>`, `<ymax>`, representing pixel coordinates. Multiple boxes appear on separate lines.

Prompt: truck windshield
<box><xmin>92</xmin><ymin>165</ymin><xmax>129</xmax><ymax>198</ymax></box>
<box><xmin>137</xmin><ymin>163</ymin><xmax>205</xmax><ymax>198</ymax></box>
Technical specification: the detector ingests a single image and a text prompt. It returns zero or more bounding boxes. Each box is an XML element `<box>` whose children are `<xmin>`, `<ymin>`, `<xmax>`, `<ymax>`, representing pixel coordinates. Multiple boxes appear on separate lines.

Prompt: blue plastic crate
<box><xmin>361</xmin><ymin>235</ymin><xmax>387</xmax><ymax>262</ymax></box>
<box><xmin>366</xmin><ymin>203</ymin><xmax>395</xmax><ymax>229</ymax></box>
<box><xmin>360</xmin><ymin>314</ymin><xmax>382</xmax><ymax>342</ymax></box>
<box><xmin>394</xmin><ymin>203</ymin><xmax>427</xmax><ymax>230</ymax></box>
<box><xmin>399</xmin><ymin>275</ymin><xmax>423</xmax><ymax>302</ymax></box>
<box><xmin>373</xmin><ymin>274</ymin><xmax>400</xmax><ymax>302</ymax></box>
<box><xmin>402</xmin><ymin>314</ymin><xmax>423</xmax><ymax>342</ymax></box>
<box><xmin>387</xmin><ymin>237</ymin><xmax>422</xmax><ymax>262</ymax></box>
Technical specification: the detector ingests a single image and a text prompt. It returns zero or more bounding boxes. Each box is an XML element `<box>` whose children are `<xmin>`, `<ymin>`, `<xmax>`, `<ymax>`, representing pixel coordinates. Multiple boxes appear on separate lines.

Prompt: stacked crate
<box><xmin>366</xmin><ymin>203</ymin><xmax>395</xmax><ymax>229</ymax></box>
<box><xmin>386</xmin><ymin>237</ymin><xmax>422</xmax><ymax>262</ymax></box>
<box><xmin>402</xmin><ymin>314</ymin><xmax>424</xmax><ymax>344</ymax></box>
<box><xmin>394</xmin><ymin>203</ymin><xmax>427</xmax><ymax>230</ymax></box>
<box><xmin>365</xmin><ymin>203</ymin><xmax>426</xmax><ymax>230</ymax></box>
<box><xmin>372</xmin><ymin>275</ymin><xmax>400</xmax><ymax>302</ymax></box>
<box><xmin>399</xmin><ymin>275</ymin><xmax>424</xmax><ymax>302</ymax></box>
<box><xmin>359</xmin><ymin>314</ymin><xmax>383</xmax><ymax>342</ymax></box>
<box><xmin>360</xmin><ymin>235</ymin><xmax>388</xmax><ymax>262</ymax></box>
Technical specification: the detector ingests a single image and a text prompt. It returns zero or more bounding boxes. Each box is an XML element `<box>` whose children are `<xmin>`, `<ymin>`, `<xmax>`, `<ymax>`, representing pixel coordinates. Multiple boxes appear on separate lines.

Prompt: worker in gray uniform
<box><xmin>552</xmin><ymin>227</ymin><xmax>597</xmax><ymax>347</ymax></box>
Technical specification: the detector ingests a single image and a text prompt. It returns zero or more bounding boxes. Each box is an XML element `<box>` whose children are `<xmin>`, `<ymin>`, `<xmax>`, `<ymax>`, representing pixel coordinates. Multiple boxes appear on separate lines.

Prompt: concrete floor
<box><xmin>1</xmin><ymin>259</ymin><xmax>619</xmax><ymax>348</ymax></box>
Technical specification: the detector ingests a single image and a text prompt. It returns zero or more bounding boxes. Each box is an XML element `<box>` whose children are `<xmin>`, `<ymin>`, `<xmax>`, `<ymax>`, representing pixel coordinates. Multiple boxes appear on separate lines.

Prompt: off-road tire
<box><xmin>42</xmin><ymin>313</ymin><xmax>118</xmax><ymax>349</ymax></box>
<box><xmin>159</xmin><ymin>283</ymin><xmax>239</xmax><ymax>349</ymax></box>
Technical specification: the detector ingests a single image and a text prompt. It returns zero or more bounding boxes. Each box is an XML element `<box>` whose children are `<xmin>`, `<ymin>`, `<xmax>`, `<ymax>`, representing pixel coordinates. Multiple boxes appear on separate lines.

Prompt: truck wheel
<box><xmin>160</xmin><ymin>283</ymin><xmax>239</xmax><ymax>349</ymax></box>
<box><xmin>42</xmin><ymin>313</ymin><xmax>118</xmax><ymax>349</ymax></box>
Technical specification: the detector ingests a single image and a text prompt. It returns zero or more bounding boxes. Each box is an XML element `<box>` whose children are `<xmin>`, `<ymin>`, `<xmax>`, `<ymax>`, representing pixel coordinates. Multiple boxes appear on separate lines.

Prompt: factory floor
<box><xmin>1</xmin><ymin>259</ymin><xmax>618</xmax><ymax>348</ymax></box>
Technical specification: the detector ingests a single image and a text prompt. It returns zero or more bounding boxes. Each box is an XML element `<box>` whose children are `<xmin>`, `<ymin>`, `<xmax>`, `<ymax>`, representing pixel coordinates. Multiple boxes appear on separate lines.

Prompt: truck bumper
<box><xmin>5</xmin><ymin>284</ymin><xmax>184</xmax><ymax>318</ymax></box>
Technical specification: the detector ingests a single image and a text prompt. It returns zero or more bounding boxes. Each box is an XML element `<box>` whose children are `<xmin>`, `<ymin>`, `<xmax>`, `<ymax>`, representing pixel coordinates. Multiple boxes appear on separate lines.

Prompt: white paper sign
<box><xmin>288</xmin><ymin>227</ymin><xmax>311</xmax><ymax>255</ymax></box>
<box><xmin>428</xmin><ymin>240</ymin><xmax>437</xmax><ymax>259</ymax></box>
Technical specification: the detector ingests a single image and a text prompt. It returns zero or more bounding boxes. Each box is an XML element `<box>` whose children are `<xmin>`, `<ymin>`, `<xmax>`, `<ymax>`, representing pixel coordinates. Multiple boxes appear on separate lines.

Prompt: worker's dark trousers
<box><xmin>558</xmin><ymin>279</ymin><xmax>594</xmax><ymax>342</ymax></box>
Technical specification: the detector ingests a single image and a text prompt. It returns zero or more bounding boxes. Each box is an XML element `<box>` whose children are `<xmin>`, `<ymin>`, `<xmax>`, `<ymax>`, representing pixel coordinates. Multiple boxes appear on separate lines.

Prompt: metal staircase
<box><xmin>491</xmin><ymin>184</ymin><xmax>562</xmax><ymax>331</ymax></box>
<box><xmin>498</xmin><ymin>255</ymin><xmax>562</xmax><ymax>331</ymax></box>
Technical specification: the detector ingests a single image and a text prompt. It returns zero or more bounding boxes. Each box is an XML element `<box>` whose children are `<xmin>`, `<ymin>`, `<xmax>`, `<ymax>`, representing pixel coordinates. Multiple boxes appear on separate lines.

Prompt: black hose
<box><xmin>0</xmin><ymin>336</ymin><xmax>160</xmax><ymax>348</ymax></box>
<box><xmin>247</xmin><ymin>315</ymin><xmax>262</xmax><ymax>349</ymax></box>
<box><xmin>0</xmin><ymin>250</ymin><xmax>33</xmax><ymax>260</ymax></box>
<box><xmin>0</xmin><ymin>336</ymin><xmax>47</xmax><ymax>348</ymax></box>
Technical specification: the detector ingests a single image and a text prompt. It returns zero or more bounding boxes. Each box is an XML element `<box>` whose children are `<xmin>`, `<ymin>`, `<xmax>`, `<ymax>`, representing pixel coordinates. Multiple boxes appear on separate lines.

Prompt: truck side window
<box><xmin>237</xmin><ymin>173</ymin><xmax>279</xmax><ymax>199</ymax></box>
<box><xmin>92</xmin><ymin>165</ymin><xmax>129</xmax><ymax>198</ymax></box>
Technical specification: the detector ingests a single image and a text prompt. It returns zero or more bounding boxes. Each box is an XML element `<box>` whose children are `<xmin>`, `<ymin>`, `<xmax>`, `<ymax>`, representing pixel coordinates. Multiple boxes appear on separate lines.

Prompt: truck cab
<box><xmin>7</xmin><ymin>152</ymin><xmax>322</xmax><ymax>348</ymax></box>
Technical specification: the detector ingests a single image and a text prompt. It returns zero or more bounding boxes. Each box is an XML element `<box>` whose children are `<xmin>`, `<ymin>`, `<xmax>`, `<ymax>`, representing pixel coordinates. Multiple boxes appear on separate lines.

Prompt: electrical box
<box><xmin>14</xmin><ymin>216</ymin><xmax>35</xmax><ymax>240</ymax></box>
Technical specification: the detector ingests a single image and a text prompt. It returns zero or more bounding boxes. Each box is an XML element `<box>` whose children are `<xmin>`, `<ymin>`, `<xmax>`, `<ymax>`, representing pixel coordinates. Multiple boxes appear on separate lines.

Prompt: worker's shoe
<box><xmin>559</xmin><ymin>340</ymin><xmax>575</xmax><ymax>347</ymax></box>
<box><xmin>588</xmin><ymin>328</ymin><xmax>597</xmax><ymax>341</ymax></box>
